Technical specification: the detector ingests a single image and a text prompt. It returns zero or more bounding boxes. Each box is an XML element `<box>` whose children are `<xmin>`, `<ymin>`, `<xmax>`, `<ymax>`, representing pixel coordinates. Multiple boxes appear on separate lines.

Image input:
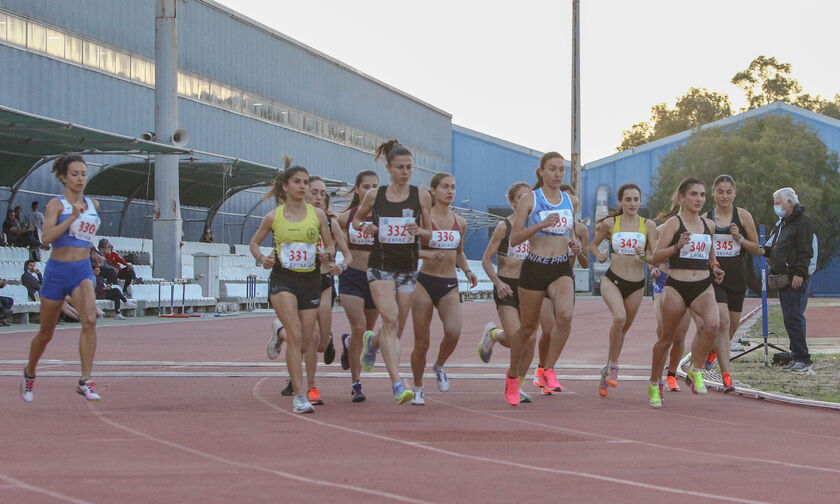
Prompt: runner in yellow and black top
<box><xmin>250</xmin><ymin>162</ymin><xmax>339</xmax><ymax>414</ymax></box>
<box><xmin>590</xmin><ymin>183</ymin><xmax>657</xmax><ymax>398</ymax></box>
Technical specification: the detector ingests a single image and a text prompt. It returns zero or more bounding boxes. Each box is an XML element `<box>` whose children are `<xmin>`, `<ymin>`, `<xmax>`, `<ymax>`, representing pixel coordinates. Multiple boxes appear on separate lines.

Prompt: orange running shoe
<box><xmin>598</xmin><ymin>366</ymin><xmax>609</xmax><ymax>398</ymax></box>
<box><xmin>505</xmin><ymin>372</ymin><xmax>520</xmax><ymax>406</ymax></box>
<box><xmin>704</xmin><ymin>351</ymin><xmax>717</xmax><ymax>371</ymax></box>
<box><xmin>533</xmin><ymin>366</ymin><xmax>545</xmax><ymax>388</ymax></box>
<box><xmin>722</xmin><ymin>372</ymin><xmax>735</xmax><ymax>394</ymax></box>
<box><xmin>606</xmin><ymin>364</ymin><xmax>619</xmax><ymax>388</ymax></box>
<box><xmin>542</xmin><ymin>368</ymin><xmax>563</xmax><ymax>393</ymax></box>
<box><xmin>307</xmin><ymin>387</ymin><xmax>324</xmax><ymax>406</ymax></box>
<box><xmin>666</xmin><ymin>375</ymin><xmax>680</xmax><ymax>391</ymax></box>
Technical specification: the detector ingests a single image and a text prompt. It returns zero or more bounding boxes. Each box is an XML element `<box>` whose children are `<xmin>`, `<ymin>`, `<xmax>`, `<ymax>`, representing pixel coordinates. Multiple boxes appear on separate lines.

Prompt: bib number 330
<box><xmin>378</xmin><ymin>217</ymin><xmax>415</xmax><ymax>244</ymax></box>
<box><xmin>70</xmin><ymin>215</ymin><xmax>99</xmax><ymax>244</ymax></box>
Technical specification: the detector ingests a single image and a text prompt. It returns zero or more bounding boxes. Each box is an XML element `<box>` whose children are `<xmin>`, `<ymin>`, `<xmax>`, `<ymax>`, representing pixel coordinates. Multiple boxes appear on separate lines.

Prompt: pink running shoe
<box><xmin>505</xmin><ymin>373</ymin><xmax>520</xmax><ymax>406</ymax></box>
<box><xmin>76</xmin><ymin>379</ymin><xmax>101</xmax><ymax>401</ymax></box>
<box><xmin>541</xmin><ymin>368</ymin><xmax>563</xmax><ymax>393</ymax></box>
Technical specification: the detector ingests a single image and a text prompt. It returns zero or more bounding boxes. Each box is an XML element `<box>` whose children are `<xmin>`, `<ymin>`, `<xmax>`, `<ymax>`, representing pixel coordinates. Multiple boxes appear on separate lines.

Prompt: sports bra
<box><xmin>525</xmin><ymin>188</ymin><xmax>574</xmax><ymax>237</ymax></box>
<box><xmin>53</xmin><ymin>196</ymin><xmax>100</xmax><ymax>249</ymax></box>
<box><xmin>422</xmin><ymin>213</ymin><xmax>461</xmax><ymax>250</ymax></box>
<box><xmin>611</xmin><ymin>215</ymin><xmax>647</xmax><ymax>255</ymax></box>
<box><xmin>497</xmin><ymin>219</ymin><xmax>529</xmax><ymax>261</ymax></box>
<box><xmin>668</xmin><ymin>215</ymin><xmax>712</xmax><ymax>270</ymax></box>
<box><xmin>346</xmin><ymin>206</ymin><xmax>374</xmax><ymax>252</ymax></box>
<box><xmin>708</xmin><ymin>206</ymin><xmax>747</xmax><ymax>290</ymax></box>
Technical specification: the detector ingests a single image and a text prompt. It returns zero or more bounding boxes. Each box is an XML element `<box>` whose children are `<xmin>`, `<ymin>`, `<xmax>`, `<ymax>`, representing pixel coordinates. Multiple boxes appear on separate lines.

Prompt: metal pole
<box><xmin>571</xmin><ymin>0</ymin><xmax>581</xmax><ymax>217</ymax></box>
<box><xmin>153</xmin><ymin>0</ymin><xmax>182</xmax><ymax>280</ymax></box>
<box><xmin>760</xmin><ymin>225</ymin><xmax>769</xmax><ymax>366</ymax></box>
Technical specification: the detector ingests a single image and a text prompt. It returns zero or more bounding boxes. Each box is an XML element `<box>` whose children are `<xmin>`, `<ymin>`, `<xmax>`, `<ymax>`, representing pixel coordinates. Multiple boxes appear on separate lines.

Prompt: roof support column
<box><xmin>570</xmin><ymin>0</ymin><xmax>581</xmax><ymax>217</ymax></box>
<box><xmin>153</xmin><ymin>0</ymin><xmax>182</xmax><ymax>280</ymax></box>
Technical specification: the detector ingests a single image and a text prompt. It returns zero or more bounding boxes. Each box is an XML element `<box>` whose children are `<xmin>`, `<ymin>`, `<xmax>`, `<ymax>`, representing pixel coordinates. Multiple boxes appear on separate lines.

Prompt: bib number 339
<box><xmin>378</xmin><ymin>217</ymin><xmax>415</xmax><ymax>244</ymax></box>
<box><xmin>70</xmin><ymin>215</ymin><xmax>99</xmax><ymax>244</ymax></box>
<box><xmin>680</xmin><ymin>234</ymin><xmax>711</xmax><ymax>260</ymax></box>
<box><xmin>538</xmin><ymin>210</ymin><xmax>573</xmax><ymax>235</ymax></box>
<box><xmin>280</xmin><ymin>242</ymin><xmax>316</xmax><ymax>269</ymax></box>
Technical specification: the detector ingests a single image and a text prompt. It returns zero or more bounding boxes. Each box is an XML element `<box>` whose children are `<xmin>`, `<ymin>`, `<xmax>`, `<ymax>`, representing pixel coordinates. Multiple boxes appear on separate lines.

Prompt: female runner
<box><xmin>337</xmin><ymin>170</ymin><xmax>380</xmax><ymax>403</ymax></box>
<box><xmin>353</xmin><ymin>139</ymin><xmax>432</xmax><ymax>405</ymax></box>
<box><xmin>507</xmin><ymin>152</ymin><xmax>583</xmax><ymax>406</ymax></box>
<box><xmin>590</xmin><ymin>184</ymin><xmax>657</xmax><ymax>397</ymax></box>
<box><xmin>21</xmin><ymin>153</ymin><xmax>102</xmax><ymax>402</ymax></box>
<box><xmin>703</xmin><ymin>174</ymin><xmax>762</xmax><ymax>392</ymax></box>
<box><xmin>648</xmin><ymin>177</ymin><xmax>724</xmax><ymax>408</ymax></box>
<box><xmin>651</xmin><ymin>263</ymin><xmax>691</xmax><ymax>392</ymax></box>
<box><xmin>410</xmin><ymin>173</ymin><xmax>477</xmax><ymax>405</ymax></box>
<box><xmin>251</xmin><ymin>163</ymin><xmax>339</xmax><ymax>414</ymax></box>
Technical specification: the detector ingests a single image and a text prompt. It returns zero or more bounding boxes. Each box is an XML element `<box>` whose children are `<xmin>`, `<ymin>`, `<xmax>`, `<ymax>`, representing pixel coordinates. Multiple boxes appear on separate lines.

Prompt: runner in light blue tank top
<box><xmin>526</xmin><ymin>188</ymin><xmax>575</xmax><ymax>237</ymax></box>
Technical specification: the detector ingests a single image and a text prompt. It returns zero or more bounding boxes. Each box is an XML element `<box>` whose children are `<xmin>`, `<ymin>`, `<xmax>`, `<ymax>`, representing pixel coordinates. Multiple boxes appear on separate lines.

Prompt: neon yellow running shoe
<box><xmin>648</xmin><ymin>382</ymin><xmax>662</xmax><ymax>408</ymax></box>
<box><xmin>393</xmin><ymin>382</ymin><xmax>414</xmax><ymax>405</ymax></box>
<box><xmin>684</xmin><ymin>367</ymin><xmax>707</xmax><ymax>395</ymax></box>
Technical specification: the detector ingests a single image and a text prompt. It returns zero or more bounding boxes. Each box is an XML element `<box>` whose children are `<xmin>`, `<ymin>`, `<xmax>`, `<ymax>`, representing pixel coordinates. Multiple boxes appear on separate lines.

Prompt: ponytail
<box><xmin>375</xmin><ymin>139</ymin><xmax>412</xmax><ymax>164</ymax></box>
<box><xmin>267</xmin><ymin>154</ymin><xmax>308</xmax><ymax>204</ymax></box>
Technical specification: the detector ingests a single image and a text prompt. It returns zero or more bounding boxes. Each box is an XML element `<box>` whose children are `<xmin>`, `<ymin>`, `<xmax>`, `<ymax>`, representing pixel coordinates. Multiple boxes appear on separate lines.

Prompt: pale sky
<box><xmin>217</xmin><ymin>0</ymin><xmax>840</xmax><ymax>163</ymax></box>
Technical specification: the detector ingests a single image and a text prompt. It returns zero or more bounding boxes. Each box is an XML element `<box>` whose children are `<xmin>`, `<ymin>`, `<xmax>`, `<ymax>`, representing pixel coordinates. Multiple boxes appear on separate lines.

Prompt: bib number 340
<box><xmin>680</xmin><ymin>234</ymin><xmax>711</xmax><ymax>260</ymax></box>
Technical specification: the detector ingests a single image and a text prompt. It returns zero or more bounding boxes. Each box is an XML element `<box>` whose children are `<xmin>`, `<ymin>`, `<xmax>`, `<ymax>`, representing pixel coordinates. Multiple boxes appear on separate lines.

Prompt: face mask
<box><xmin>773</xmin><ymin>205</ymin><xmax>786</xmax><ymax>218</ymax></box>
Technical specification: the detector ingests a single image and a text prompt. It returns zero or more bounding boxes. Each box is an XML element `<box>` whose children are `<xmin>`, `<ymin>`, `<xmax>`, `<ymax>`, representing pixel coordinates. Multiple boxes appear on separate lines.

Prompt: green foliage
<box><xmin>731</xmin><ymin>56</ymin><xmax>802</xmax><ymax>109</ymax></box>
<box><xmin>649</xmin><ymin>115</ymin><xmax>840</xmax><ymax>270</ymax></box>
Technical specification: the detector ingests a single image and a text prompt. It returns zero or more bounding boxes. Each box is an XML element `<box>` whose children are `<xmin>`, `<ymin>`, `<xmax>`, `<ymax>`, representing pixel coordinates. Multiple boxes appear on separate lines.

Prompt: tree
<box><xmin>649</xmin><ymin>114</ymin><xmax>840</xmax><ymax>271</ymax></box>
<box><xmin>618</xmin><ymin>88</ymin><xmax>732</xmax><ymax>151</ymax></box>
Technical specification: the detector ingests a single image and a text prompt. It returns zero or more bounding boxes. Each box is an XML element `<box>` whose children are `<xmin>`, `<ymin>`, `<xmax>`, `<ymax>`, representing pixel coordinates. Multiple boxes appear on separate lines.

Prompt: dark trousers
<box><xmin>117</xmin><ymin>267</ymin><xmax>136</xmax><ymax>291</ymax></box>
<box><xmin>100</xmin><ymin>288</ymin><xmax>127</xmax><ymax>313</ymax></box>
<box><xmin>779</xmin><ymin>278</ymin><xmax>810</xmax><ymax>365</ymax></box>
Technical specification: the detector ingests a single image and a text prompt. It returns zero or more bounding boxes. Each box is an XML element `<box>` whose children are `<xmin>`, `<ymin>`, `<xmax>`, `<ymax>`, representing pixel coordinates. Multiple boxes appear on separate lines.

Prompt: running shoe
<box><xmin>478</xmin><ymin>321</ymin><xmax>496</xmax><ymax>363</ymax></box>
<box><xmin>323</xmin><ymin>334</ymin><xmax>335</xmax><ymax>365</ymax></box>
<box><xmin>340</xmin><ymin>333</ymin><xmax>350</xmax><ymax>370</ymax></box>
<box><xmin>350</xmin><ymin>381</ymin><xmax>366</xmax><ymax>403</ymax></box>
<box><xmin>541</xmin><ymin>368</ymin><xmax>563</xmax><ymax>393</ymax></box>
<box><xmin>666</xmin><ymin>375</ymin><xmax>680</xmax><ymax>391</ymax></box>
<box><xmin>684</xmin><ymin>367</ymin><xmax>707</xmax><ymax>395</ymax></box>
<box><xmin>281</xmin><ymin>380</ymin><xmax>294</xmax><ymax>396</ymax></box>
<box><xmin>360</xmin><ymin>330</ymin><xmax>378</xmax><ymax>372</ymax></box>
<box><xmin>292</xmin><ymin>393</ymin><xmax>314</xmax><ymax>414</ymax></box>
<box><xmin>730</xmin><ymin>342</ymin><xmax>745</xmax><ymax>352</ymax></box>
<box><xmin>533</xmin><ymin>366</ymin><xmax>546</xmax><ymax>388</ymax></box>
<box><xmin>20</xmin><ymin>370</ymin><xmax>34</xmax><ymax>403</ymax></box>
<box><xmin>308</xmin><ymin>387</ymin><xmax>324</xmax><ymax>406</ymax></box>
<box><xmin>505</xmin><ymin>373</ymin><xmax>520</xmax><ymax>406</ymax></box>
<box><xmin>598</xmin><ymin>366</ymin><xmax>609</xmax><ymax>398</ymax></box>
<box><xmin>393</xmin><ymin>382</ymin><xmax>414</xmax><ymax>405</ymax></box>
<box><xmin>115</xmin><ymin>313</ymin><xmax>126</xmax><ymax>320</ymax></box>
<box><xmin>519</xmin><ymin>388</ymin><xmax>532</xmax><ymax>403</ymax></box>
<box><xmin>433</xmin><ymin>364</ymin><xmax>450</xmax><ymax>392</ymax></box>
<box><xmin>704</xmin><ymin>352</ymin><xmax>717</xmax><ymax>371</ymax></box>
<box><xmin>722</xmin><ymin>372</ymin><xmax>735</xmax><ymax>394</ymax></box>
<box><xmin>648</xmin><ymin>382</ymin><xmax>662</xmax><ymax>408</ymax></box>
<box><xmin>606</xmin><ymin>363</ymin><xmax>619</xmax><ymax>388</ymax></box>
<box><xmin>412</xmin><ymin>387</ymin><xmax>425</xmax><ymax>405</ymax></box>
<box><xmin>76</xmin><ymin>379</ymin><xmax>101</xmax><ymax>401</ymax></box>
<box><xmin>267</xmin><ymin>319</ymin><xmax>284</xmax><ymax>360</ymax></box>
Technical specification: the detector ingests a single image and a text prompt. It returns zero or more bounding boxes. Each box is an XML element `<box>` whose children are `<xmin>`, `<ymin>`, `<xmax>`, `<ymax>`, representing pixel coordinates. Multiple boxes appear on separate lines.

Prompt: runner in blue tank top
<box><xmin>21</xmin><ymin>154</ymin><xmax>103</xmax><ymax>403</ymax></box>
<box><xmin>506</xmin><ymin>152</ymin><xmax>583</xmax><ymax>406</ymax></box>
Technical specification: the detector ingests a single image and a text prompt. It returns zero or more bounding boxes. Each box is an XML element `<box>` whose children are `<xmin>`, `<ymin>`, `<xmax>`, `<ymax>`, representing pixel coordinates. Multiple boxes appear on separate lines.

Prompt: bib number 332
<box><xmin>378</xmin><ymin>217</ymin><xmax>415</xmax><ymax>244</ymax></box>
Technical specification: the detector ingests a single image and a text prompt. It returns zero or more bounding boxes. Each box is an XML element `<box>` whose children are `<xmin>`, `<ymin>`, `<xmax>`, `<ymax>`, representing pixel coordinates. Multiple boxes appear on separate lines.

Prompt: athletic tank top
<box><xmin>346</xmin><ymin>206</ymin><xmax>374</xmax><ymax>252</ymax></box>
<box><xmin>525</xmin><ymin>188</ymin><xmax>574</xmax><ymax>237</ymax></box>
<box><xmin>422</xmin><ymin>212</ymin><xmax>461</xmax><ymax>250</ymax></box>
<box><xmin>316</xmin><ymin>214</ymin><xmax>335</xmax><ymax>253</ymax></box>
<box><xmin>708</xmin><ymin>206</ymin><xmax>747</xmax><ymax>291</ymax></box>
<box><xmin>668</xmin><ymin>215</ymin><xmax>712</xmax><ymax>270</ymax></box>
<box><xmin>611</xmin><ymin>215</ymin><xmax>647</xmax><ymax>255</ymax></box>
<box><xmin>271</xmin><ymin>203</ymin><xmax>320</xmax><ymax>272</ymax></box>
<box><xmin>368</xmin><ymin>185</ymin><xmax>421</xmax><ymax>272</ymax></box>
<box><xmin>53</xmin><ymin>196</ymin><xmax>100</xmax><ymax>248</ymax></box>
<box><xmin>497</xmin><ymin>219</ymin><xmax>529</xmax><ymax>261</ymax></box>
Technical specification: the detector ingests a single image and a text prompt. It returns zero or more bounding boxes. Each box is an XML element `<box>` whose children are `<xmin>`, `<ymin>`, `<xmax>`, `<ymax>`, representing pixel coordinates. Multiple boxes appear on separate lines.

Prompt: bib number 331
<box><xmin>280</xmin><ymin>242</ymin><xmax>316</xmax><ymax>269</ymax></box>
<box><xmin>378</xmin><ymin>217</ymin><xmax>415</xmax><ymax>244</ymax></box>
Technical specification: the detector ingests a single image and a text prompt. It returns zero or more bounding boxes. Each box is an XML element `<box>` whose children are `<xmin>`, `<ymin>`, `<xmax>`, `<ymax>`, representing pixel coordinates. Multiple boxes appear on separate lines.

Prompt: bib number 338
<box><xmin>378</xmin><ymin>217</ymin><xmax>415</xmax><ymax>244</ymax></box>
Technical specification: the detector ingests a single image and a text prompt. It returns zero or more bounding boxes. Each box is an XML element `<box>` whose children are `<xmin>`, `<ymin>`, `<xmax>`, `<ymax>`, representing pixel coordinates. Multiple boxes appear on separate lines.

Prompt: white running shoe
<box><xmin>20</xmin><ymin>371</ymin><xmax>34</xmax><ymax>403</ymax></box>
<box><xmin>433</xmin><ymin>364</ymin><xmax>450</xmax><ymax>392</ymax></box>
<box><xmin>76</xmin><ymin>379</ymin><xmax>101</xmax><ymax>401</ymax></box>
<box><xmin>478</xmin><ymin>321</ymin><xmax>496</xmax><ymax>363</ymax></box>
<box><xmin>292</xmin><ymin>393</ymin><xmax>314</xmax><ymax>414</ymax></box>
<box><xmin>115</xmin><ymin>313</ymin><xmax>126</xmax><ymax>320</ymax></box>
<box><xmin>412</xmin><ymin>387</ymin><xmax>425</xmax><ymax>405</ymax></box>
<box><xmin>267</xmin><ymin>319</ymin><xmax>284</xmax><ymax>360</ymax></box>
<box><xmin>519</xmin><ymin>388</ymin><xmax>532</xmax><ymax>403</ymax></box>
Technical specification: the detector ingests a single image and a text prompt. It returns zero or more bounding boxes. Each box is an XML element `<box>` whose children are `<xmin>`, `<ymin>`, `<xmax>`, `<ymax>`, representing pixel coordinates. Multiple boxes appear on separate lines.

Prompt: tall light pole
<box><xmin>153</xmin><ymin>0</ymin><xmax>182</xmax><ymax>279</ymax></box>
<box><xmin>571</xmin><ymin>0</ymin><xmax>581</xmax><ymax>216</ymax></box>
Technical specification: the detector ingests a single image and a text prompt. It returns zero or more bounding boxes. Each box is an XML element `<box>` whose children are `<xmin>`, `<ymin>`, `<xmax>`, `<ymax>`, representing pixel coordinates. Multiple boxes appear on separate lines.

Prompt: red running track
<box><xmin>1</xmin><ymin>297</ymin><xmax>839</xmax><ymax>503</ymax></box>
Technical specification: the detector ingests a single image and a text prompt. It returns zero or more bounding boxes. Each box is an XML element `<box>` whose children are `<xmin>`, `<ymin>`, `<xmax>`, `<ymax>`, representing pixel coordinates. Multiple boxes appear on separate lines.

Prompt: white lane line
<box><xmin>427</xmin><ymin>396</ymin><xmax>840</xmax><ymax>475</ymax></box>
<box><xmin>0</xmin><ymin>370</ymin><xmax>646</xmax><ymax>380</ymax></box>
<box><xmin>251</xmin><ymin>378</ymin><xmax>770</xmax><ymax>504</ymax></box>
<box><xmin>0</xmin><ymin>473</ymin><xmax>94</xmax><ymax>504</ymax></box>
<box><xmin>85</xmin><ymin>402</ymin><xmax>431</xmax><ymax>503</ymax></box>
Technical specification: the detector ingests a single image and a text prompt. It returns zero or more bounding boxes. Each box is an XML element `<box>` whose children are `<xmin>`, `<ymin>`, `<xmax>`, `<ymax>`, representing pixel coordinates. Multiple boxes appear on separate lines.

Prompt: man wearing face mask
<box><xmin>761</xmin><ymin>187</ymin><xmax>815</xmax><ymax>372</ymax></box>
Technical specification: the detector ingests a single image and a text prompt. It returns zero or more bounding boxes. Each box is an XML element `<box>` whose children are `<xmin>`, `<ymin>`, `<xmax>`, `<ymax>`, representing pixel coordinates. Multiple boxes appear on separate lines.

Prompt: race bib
<box><xmin>538</xmin><ymin>210</ymin><xmax>573</xmax><ymax>235</ymax></box>
<box><xmin>508</xmin><ymin>240</ymin><xmax>530</xmax><ymax>260</ymax></box>
<box><xmin>317</xmin><ymin>235</ymin><xmax>325</xmax><ymax>253</ymax></box>
<box><xmin>69</xmin><ymin>214</ymin><xmax>99</xmax><ymax>244</ymax></box>
<box><xmin>679</xmin><ymin>234</ymin><xmax>711</xmax><ymax>260</ymax></box>
<box><xmin>348</xmin><ymin>223</ymin><xmax>374</xmax><ymax>246</ymax></box>
<box><xmin>612</xmin><ymin>232</ymin><xmax>646</xmax><ymax>256</ymax></box>
<box><xmin>280</xmin><ymin>242</ymin><xmax>317</xmax><ymax>269</ymax></box>
<box><xmin>429</xmin><ymin>230</ymin><xmax>461</xmax><ymax>249</ymax></box>
<box><xmin>714</xmin><ymin>234</ymin><xmax>741</xmax><ymax>258</ymax></box>
<box><xmin>378</xmin><ymin>217</ymin><xmax>415</xmax><ymax>244</ymax></box>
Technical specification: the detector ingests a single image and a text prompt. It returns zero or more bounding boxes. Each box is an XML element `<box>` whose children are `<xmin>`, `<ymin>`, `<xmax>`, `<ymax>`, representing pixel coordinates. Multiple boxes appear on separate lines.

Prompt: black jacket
<box><xmin>764</xmin><ymin>204</ymin><xmax>814</xmax><ymax>278</ymax></box>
